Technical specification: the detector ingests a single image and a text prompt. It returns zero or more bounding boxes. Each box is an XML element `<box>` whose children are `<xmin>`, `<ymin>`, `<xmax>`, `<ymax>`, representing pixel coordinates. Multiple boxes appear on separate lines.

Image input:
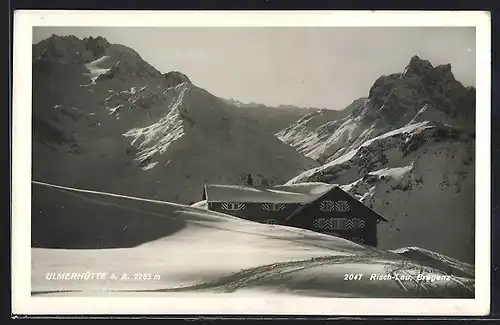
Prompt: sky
<box><xmin>33</xmin><ymin>27</ymin><xmax>476</xmax><ymax>110</ymax></box>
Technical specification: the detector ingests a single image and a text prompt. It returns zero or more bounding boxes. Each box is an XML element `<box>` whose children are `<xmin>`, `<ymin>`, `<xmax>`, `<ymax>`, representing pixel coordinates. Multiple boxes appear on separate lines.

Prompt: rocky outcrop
<box><xmin>163</xmin><ymin>71</ymin><xmax>192</xmax><ymax>88</ymax></box>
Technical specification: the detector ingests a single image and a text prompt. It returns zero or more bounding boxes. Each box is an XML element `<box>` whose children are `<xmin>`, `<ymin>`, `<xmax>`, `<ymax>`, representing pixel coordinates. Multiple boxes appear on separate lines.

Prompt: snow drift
<box><xmin>32</xmin><ymin>181</ymin><xmax>474</xmax><ymax>298</ymax></box>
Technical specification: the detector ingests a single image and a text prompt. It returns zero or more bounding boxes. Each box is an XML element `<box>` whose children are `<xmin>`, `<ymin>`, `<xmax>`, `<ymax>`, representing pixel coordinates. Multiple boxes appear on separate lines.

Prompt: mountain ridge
<box><xmin>32</xmin><ymin>34</ymin><xmax>319</xmax><ymax>204</ymax></box>
<box><xmin>277</xmin><ymin>55</ymin><xmax>475</xmax><ymax>164</ymax></box>
<box><xmin>280</xmin><ymin>56</ymin><xmax>475</xmax><ymax>263</ymax></box>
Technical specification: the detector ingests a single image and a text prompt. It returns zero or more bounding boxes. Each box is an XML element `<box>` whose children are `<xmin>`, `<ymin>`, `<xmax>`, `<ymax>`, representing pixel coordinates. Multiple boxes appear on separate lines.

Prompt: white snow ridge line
<box><xmin>30</xmin><ymin>180</ymin><xmax>180</xmax><ymax>207</ymax></box>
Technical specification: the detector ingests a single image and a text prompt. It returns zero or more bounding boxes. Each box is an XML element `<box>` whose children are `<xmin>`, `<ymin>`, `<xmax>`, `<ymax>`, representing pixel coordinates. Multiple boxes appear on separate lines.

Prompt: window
<box><xmin>312</xmin><ymin>218</ymin><xmax>324</xmax><ymax>229</ymax></box>
<box><xmin>354</xmin><ymin>219</ymin><xmax>365</xmax><ymax>228</ymax></box>
<box><xmin>313</xmin><ymin>218</ymin><xmax>346</xmax><ymax>230</ymax></box>
<box><xmin>320</xmin><ymin>200</ymin><xmax>351</xmax><ymax>212</ymax></box>
<box><xmin>335</xmin><ymin>201</ymin><xmax>351</xmax><ymax>212</ymax></box>
<box><xmin>320</xmin><ymin>201</ymin><xmax>335</xmax><ymax>212</ymax></box>
<box><xmin>221</xmin><ymin>202</ymin><xmax>245</xmax><ymax>211</ymax></box>
<box><xmin>328</xmin><ymin>218</ymin><xmax>347</xmax><ymax>229</ymax></box>
<box><xmin>261</xmin><ymin>203</ymin><xmax>285</xmax><ymax>211</ymax></box>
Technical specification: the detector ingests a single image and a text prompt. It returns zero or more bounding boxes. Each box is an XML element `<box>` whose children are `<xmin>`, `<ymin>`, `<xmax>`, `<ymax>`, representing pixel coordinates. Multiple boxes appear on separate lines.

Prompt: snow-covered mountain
<box><xmin>281</xmin><ymin>57</ymin><xmax>476</xmax><ymax>263</ymax></box>
<box><xmin>277</xmin><ymin>56</ymin><xmax>475</xmax><ymax>164</ymax></box>
<box><xmin>277</xmin><ymin>98</ymin><xmax>368</xmax><ymax>164</ymax></box>
<box><xmin>31</xmin><ymin>36</ymin><xmax>475</xmax><ymax>265</ymax></box>
<box><xmin>32</xmin><ymin>35</ymin><xmax>318</xmax><ymax>204</ymax></box>
<box><xmin>32</xmin><ymin>181</ymin><xmax>474</xmax><ymax>298</ymax></box>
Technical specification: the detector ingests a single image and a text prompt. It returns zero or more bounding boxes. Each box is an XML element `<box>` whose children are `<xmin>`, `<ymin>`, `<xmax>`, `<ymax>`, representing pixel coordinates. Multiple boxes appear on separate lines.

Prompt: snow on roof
<box><xmin>204</xmin><ymin>182</ymin><xmax>389</xmax><ymax>222</ymax></box>
<box><xmin>204</xmin><ymin>182</ymin><xmax>338</xmax><ymax>204</ymax></box>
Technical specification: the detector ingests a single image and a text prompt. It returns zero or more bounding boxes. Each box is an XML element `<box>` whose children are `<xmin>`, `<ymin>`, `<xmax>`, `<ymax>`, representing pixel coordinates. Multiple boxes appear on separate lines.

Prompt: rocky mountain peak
<box><xmin>33</xmin><ymin>34</ymin><xmax>164</xmax><ymax>80</ymax></box>
<box><xmin>362</xmin><ymin>55</ymin><xmax>474</xmax><ymax>130</ymax></box>
<box><xmin>82</xmin><ymin>35</ymin><xmax>110</xmax><ymax>47</ymax></box>
<box><xmin>33</xmin><ymin>35</ymin><xmax>141</xmax><ymax>65</ymax></box>
<box><xmin>80</xmin><ymin>36</ymin><xmax>111</xmax><ymax>61</ymax></box>
<box><xmin>33</xmin><ymin>34</ymin><xmax>112</xmax><ymax>66</ymax></box>
<box><xmin>164</xmin><ymin>71</ymin><xmax>192</xmax><ymax>88</ymax></box>
<box><xmin>33</xmin><ymin>34</ymin><xmax>83</xmax><ymax>64</ymax></box>
<box><xmin>434</xmin><ymin>63</ymin><xmax>456</xmax><ymax>83</ymax></box>
<box><xmin>404</xmin><ymin>55</ymin><xmax>434</xmax><ymax>77</ymax></box>
<box><xmin>402</xmin><ymin>55</ymin><xmax>459</xmax><ymax>89</ymax></box>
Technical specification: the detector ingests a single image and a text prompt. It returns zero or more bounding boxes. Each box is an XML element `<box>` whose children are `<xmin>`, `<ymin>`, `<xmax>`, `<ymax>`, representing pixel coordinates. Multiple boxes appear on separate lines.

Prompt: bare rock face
<box><xmin>164</xmin><ymin>71</ymin><xmax>192</xmax><ymax>88</ymax></box>
<box><xmin>362</xmin><ymin>55</ymin><xmax>475</xmax><ymax>133</ymax></box>
<box><xmin>33</xmin><ymin>35</ymin><xmax>111</xmax><ymax>65</ymax></box>
<box><xmin>81</xmin><ymin>36</ymin><xmax>111</xmax><ymax>62</ymax></box>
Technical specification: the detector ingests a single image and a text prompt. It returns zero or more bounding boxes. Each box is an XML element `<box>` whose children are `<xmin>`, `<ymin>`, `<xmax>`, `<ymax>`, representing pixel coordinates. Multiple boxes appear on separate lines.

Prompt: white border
<box><xmin>12</xmin><ymin>10</ymin><xmax>491</xmax><ymax>316</ymax></box>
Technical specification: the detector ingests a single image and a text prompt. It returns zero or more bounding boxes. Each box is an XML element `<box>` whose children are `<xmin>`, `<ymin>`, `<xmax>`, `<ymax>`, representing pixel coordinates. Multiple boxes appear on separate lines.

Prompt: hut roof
<box><xmin>204</xmin><ymin>182</ymin><xmax>337</xmax><ymax>204</ymax></box>
<box><xmin>204</xmin><ymin>182</ymin><xmax>388</xmax><ymax>222</ymax></box>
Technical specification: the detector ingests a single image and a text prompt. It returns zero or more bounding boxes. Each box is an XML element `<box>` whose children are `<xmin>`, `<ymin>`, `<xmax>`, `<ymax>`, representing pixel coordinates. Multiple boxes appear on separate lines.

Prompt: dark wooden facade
<box><xmin>281</xmin><ymin>187</ymin><xmax>385</xmax><ymax>246</ymax></box>
<box><xmin>203</xmin><ymin>184</ymin><xmax>388</xmax><ymax>247</ymax></box>
<box><xmin>206</xmin><ymin>201</ymin><xmax>301</xmax><ymax>224</ymax></box>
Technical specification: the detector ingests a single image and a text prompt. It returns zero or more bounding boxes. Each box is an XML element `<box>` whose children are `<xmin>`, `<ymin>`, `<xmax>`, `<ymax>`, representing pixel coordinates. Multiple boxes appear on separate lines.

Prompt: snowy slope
<box><xmin>389</xmin><ymin>247</ymin><xmax>474</xmax><ymax>278</ymax></box>
<box><xmin>31</xmin><ymin>181</ymin><xmax>474</xmax><ymax>298</ymax></box>
<box><xmin>32</xmin><ymin>35</ymin><xmax>318</xmax><ymax>204</ymax></box>
<box><xmin>287</xmin><ymin>120</ymin><xmax>475</xmax><ymax>263</ymax></box>
<box><xmin>277</xmin><ymin>98</ymin><xmax>368</xmax><ymax>163</ymax></box>
<box><xmin>277</xmin><ymin>56</ymin><xmax>476</xmax><ymax>264</ymax></box>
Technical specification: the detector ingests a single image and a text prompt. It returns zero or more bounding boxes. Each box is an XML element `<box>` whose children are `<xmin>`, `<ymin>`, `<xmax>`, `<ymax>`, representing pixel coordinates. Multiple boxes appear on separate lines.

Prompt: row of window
<box><xmin>219</xmin><ymin>201</ymin><xmax>351</xmax><ymax>212</ymax></box>
<box><xmin>221</xmin><ymin>202</ymin><xmax>245</xmax><ymax>211</ymax></box>
<box><xmin>221</xmin><ymin>203</ymin><xmax>286</xmax><ymax>211</ymax></box>
<box><xmin>312</xmin><ymin>218</ymin><xmax>365</xmax><ymax>230</ymax></box>
<box><xmin>320</xmin><ymin>200</ymin><xmax>350</xmax><ymax>212</ymax></box>
<box><xmin>261</xmin><ymin>203</ymin><xmax>286</xmax><ymax>211</ymax></box>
